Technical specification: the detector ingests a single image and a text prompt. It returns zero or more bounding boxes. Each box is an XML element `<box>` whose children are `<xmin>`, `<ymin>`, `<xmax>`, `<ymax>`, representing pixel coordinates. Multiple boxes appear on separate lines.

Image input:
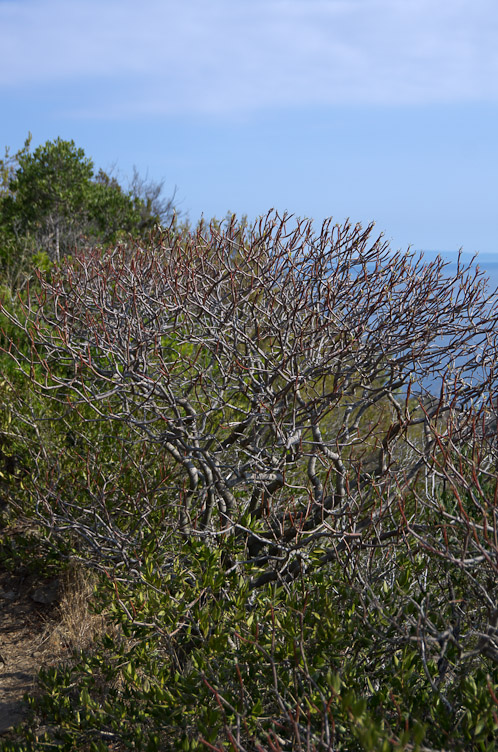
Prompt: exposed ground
<box><xmin>0</xmin><ymin>521</ymin><xmax>106</xmax><ymax>744</ymax></box>
<box><xmin>0</xmin><ymin>568</ymin><xmax>60</xmax><ymax>736</ymax></box>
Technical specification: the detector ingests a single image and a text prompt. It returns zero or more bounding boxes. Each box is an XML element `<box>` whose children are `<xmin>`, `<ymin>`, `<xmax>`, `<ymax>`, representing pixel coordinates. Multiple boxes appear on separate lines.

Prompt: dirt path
<box><xmin>0</xmin><ymin>571</ymin><xmax>59</xmax><ymax>736</ymax></box>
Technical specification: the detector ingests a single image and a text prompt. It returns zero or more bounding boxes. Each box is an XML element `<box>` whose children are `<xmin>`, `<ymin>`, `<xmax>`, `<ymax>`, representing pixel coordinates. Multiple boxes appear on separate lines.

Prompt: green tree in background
<box><xmin>2</xmin><ymin>138</ymin><xmax>94</xmax><ymax>262</ymax></box>
<box><xmin>0</xmin><ymin>133</ymin><xmax>32</xmax><ymax>197</ymax></box>
<box><xmin>0</xmin><ymin>136</ymin><xmax>176</xmax><ymax>288</ymax></box>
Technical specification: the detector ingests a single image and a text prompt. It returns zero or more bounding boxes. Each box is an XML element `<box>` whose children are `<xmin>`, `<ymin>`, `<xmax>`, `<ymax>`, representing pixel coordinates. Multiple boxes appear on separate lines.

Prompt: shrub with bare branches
<box><xmin>3</xmin><ymin>212</ymin><xmax>498</xmax><ymax>749</ymax></box>
<box><xmin>4</xmin><ymin>213</ymin><xmax>496</xmax><ymax>570</ymax></box>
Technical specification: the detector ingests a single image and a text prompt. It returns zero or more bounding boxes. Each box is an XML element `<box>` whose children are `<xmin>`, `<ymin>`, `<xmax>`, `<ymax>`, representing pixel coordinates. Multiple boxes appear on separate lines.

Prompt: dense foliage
<box><xmin>0</xmin><ymin>136</ymin><xmax>175</xmax><ymax>289</ymax></box>
<box><xmin>0</xmin><ymin>143</ymin><xmax>497</xmax><ymax>750</ymax></box>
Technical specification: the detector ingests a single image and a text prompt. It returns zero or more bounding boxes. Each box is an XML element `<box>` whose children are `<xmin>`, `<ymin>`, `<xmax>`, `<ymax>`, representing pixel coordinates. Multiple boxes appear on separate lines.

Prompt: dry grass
<box><xmin>38</xmin><ymin>564</ymin><xmax>112</xmax><ymax>662</ymax></box>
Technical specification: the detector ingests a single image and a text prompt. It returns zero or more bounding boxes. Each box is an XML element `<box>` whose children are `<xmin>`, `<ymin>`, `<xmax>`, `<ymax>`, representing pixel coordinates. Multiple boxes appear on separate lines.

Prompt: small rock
<box><xmin>0</xmin><ymin>590</ymin><xmax>17</xmax><ymax>601</ymax></box>
<box><xmin>31</xmin><ymin>580</ymin><xmax>59</xmax><ymax>605</ymax></box>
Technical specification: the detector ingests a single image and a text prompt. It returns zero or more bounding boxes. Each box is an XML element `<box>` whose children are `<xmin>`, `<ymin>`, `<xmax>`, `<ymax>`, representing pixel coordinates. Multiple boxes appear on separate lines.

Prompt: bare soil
<box><xmin>0</xmin><ymin>569</ymin><xmax>61</xmax><ymax>737</ymax></box>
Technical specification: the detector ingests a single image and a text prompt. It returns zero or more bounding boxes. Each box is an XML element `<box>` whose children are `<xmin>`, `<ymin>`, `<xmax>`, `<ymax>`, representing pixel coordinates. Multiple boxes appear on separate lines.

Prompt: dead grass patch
<box><xmin>37</xmin><ymin>563</ymin><xmax>116</xmax><ymax>663</ymax></box>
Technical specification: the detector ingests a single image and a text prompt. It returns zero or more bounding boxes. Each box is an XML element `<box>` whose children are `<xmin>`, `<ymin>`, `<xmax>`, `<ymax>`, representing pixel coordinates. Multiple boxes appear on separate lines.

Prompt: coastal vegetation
<box><xmin>1</xmin><ymin>138</ymin><xmax>497</xmax><ymax>751</ymax></box>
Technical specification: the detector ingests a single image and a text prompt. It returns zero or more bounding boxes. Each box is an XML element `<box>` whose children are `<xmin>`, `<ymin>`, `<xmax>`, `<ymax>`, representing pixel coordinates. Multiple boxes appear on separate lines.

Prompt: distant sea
<box><xmin>399</xmin><ymin>251</ymin><xmax>498</xmax><ymax>395</ymax></box>
<box><xmin>414</xmin><ymin>250</ymin><xmax>498</xmax><ymax>293</ymax></box>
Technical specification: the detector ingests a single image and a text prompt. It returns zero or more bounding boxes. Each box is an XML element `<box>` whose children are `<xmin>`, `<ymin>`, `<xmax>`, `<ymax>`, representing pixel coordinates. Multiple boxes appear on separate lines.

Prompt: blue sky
<box><xmin>1</xmin><ymin>0</ymin><xmax>497</xmax><ymax>259</ymax></box>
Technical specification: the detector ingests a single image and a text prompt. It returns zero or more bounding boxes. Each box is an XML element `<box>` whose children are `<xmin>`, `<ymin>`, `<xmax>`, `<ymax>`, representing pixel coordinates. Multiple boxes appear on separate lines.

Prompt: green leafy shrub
<box><xmin>3</xmin><ymin>537</ymin><xmax>495</xmax><ymax>752</ymax></box>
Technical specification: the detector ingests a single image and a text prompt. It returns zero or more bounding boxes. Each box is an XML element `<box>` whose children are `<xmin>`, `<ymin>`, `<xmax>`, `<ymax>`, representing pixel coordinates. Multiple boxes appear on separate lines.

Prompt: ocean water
<box><xmin>415</xmin><ymin>250</ymin><xmax>498</xmax><ymax>293</ymax></box>
<box><xmin>480</xmin><ymin>262</ymin><xmax>498</xmax><ymax>292</ymax></box>
<box><xmin>388</xmin><ymin>250</ymin><xmax>498</xmax><ymax>396</ymax></box>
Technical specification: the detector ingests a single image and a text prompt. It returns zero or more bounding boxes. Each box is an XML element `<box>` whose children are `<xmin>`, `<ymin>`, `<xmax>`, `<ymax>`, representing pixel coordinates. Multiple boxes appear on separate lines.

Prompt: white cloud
<box><xmin>1</xmin><ymin>0</ymin><xmax>497</xmax><ymax>115</ymax></box>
